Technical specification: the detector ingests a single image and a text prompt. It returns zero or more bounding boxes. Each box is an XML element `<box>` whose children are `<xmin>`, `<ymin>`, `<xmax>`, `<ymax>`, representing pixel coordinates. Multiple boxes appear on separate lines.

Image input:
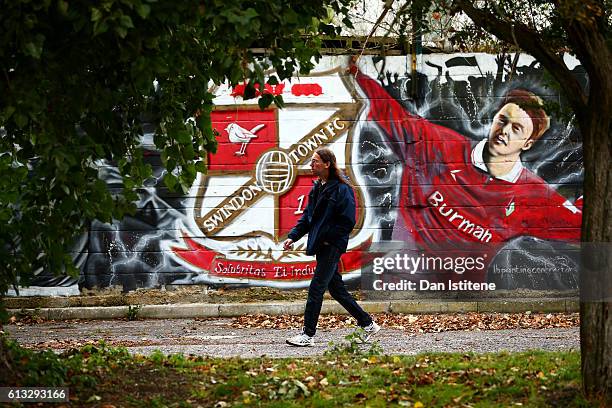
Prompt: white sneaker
<box><xmin>355</xmin><ymin>322</ymin><xmax>381</xmax><ymax>343</ymax></box>
<box><xmin>286</xmin><ymin>332</ymin><xmax>314</xmax><ymax>347</ymax></box>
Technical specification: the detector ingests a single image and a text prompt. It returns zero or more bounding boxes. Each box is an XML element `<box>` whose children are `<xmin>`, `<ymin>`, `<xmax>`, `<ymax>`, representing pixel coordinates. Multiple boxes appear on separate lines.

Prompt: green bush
<box><xmin>0</xmin><ymin>335</ymin><xmax>73</xmax><ymax>386</ymax></box>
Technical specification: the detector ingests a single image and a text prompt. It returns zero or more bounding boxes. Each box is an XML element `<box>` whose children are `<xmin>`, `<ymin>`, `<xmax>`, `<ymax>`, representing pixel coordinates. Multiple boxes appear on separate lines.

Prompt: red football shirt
<box><xmin>355</xmin><ymin>71</ymin><xmax>582</xmax><ymax>281</ymax></box>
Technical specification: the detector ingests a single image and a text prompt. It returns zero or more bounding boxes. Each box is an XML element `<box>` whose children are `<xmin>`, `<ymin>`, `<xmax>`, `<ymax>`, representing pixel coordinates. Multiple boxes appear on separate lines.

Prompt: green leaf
<box><xmin>91</xmin><ymin>8</ymin><xmax>103</xmax><ymax>22</ymax></box>
<box><xmin>14</xmin><ymin>113</ymin><xmax>28</xmax><ymax>128</ymax></box>
<box><xmin>195</xmin><ymin>161</ymin><xmax>207</xmax><ymax>173</ymax></box>
<box><xmin>0</xmin><ymin>0</ymin><xmax>356</xmax><ymax>304</ymax></box>
<box><xmin>2</xmin><ymin>106</ymin><xmax>16</xmax><ymax>121</ymax></box>
<box><xmin>204</xmin><ymin>128</ymin><xmax>216</xmax><ymax>144</ymax></box>
<box><xmin>243</xmin><ymin>8</ymin><xmax>259</xmax><ymax>20</ymax></box>
<box><xmin>24</xmin><ymin>35</ymin><xmax>45</xmax><ymax>59</ymax></box>
<box><xmin>274</xmin><ymin>94</ymin><xmax>285</xmax><ymax>109</ymax></box>
<box><xmin>163</xmin><ymin>172</ymin><xmax>177</xmax><ymax>190</ymax></box>
<box><xmin>93</xmin><ymin>21</ymin><xmax>109</xmax><ymax>36</ymax></box>
<box><xmin>136</xmin><ymin>4</ymin><xmax>151</xmax><ymax>19</ymax></box>
<box><xmin>153</xmin><ymin>133</ymin><xmax>165</xmax><ymax>148</ymax></box>
<box><xmin>184</xmin><ymin>162</ymin><xmax>196</xmax><ymax>178</ymax></box>
<box><xmin>123</xmin><ymin>177</ymin><xmax>135</xmax><ymax>189</ymax></box>
<box><xmin>197</xmin><ymin>114</ymin><xmax>212</xmax><ymax>131</ymax></box>
<box><xmin>114</xmin><ymin>26</ymin><xmax>128</xmax><ymax>39</ymax></box>
<box><xmin>119</xmin><ymin>15</ymin><xmax>134</xmax><ymax>29</ymax></box>
<box><xmin>183</xmin><ymin>144</ymin><xmax>195</xmax><ymax>160</ymax></box>
<box><xmin>258</xmin><ymin>93</ymin><xmax>274</xmax><ymax>110</ymax></box>
<box><xmin>175</xmin><ymin>129</ymin><xmax>191</xmax><ymax>144</ymax></box>
<box><xmin>243</xmin><ymin>82</ymin><xmax>257</xmax><ymax>100</ymax></box>
<box><xmin>166</xmin><ymin>158</ymin><xmax>176</xmax><ymax>172</ymax></box>
<box><xmin>57</xmin><ymin>0</ymin><xmax>69</xmax><ymax>15</ymax></box>
<box><xmin>118</xmin><ymin>158</ymin><xmax>128</xmax><ymax>171</ymax></box>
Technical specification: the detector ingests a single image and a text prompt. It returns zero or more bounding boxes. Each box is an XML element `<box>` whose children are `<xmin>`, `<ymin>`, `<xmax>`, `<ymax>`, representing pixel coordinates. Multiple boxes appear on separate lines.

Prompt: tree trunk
<box><xmin>578</xmin><ymin>86</ymin><xmax>612</xmax><ymax>402</ymax></box>
<box><xmin>453</xmin><ymin>2</ymin><xmax>611</xmax><ymax>397</ymax></box>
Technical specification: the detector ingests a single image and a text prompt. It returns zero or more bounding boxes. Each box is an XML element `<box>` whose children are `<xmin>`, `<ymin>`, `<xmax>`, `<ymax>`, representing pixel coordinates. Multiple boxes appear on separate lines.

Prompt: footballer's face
<box><xmin>487</xmin><ymin>103</ymin><xmax>534</xmax><ymax>158</ymax></box>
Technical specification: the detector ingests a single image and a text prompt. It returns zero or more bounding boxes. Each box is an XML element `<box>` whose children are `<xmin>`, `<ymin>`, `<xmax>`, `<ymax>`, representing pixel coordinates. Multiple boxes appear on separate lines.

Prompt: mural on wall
<box><xmin>167</xmin><ymin>68</ymin><xmax>376</xmax><ymax>287</ymax></box>
<box><xmin>26</xmin><ymin>54</ymin><xmax>585</xmax><ymax>294</ymax></box>
<box><xmin>351</xmin><ymin>56</ymin><xmax>584</xmax><ymax>289</ymax></box>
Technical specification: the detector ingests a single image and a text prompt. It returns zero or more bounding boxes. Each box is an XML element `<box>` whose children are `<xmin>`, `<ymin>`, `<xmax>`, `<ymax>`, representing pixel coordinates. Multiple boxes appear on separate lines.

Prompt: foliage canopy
<box><xmin>0</xmin><ymin>0</ymin><xmax>353</xmax><ymax>299</ymax></box>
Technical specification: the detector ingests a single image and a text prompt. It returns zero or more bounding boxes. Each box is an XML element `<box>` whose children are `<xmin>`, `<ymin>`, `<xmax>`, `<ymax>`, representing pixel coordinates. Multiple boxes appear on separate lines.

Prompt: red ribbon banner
<box><xmin>171</xmin><ymin>235</ymin><xmax>374</xmax><ymax>281</ymax></box>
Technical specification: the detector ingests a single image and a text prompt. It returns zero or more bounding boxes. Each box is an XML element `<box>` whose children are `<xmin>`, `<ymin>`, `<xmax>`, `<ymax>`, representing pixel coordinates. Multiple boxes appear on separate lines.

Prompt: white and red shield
<box><xmin>168</xmin><ymin>68</ymin><xmax>376</xmax><ymax>287</ymax></box>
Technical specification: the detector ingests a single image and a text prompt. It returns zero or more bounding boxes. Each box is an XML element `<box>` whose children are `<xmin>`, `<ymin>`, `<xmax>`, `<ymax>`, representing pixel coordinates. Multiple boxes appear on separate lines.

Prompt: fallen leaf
<box><xmin>354</xmin><ymin>392</ymin><xmax>367</xmax><ymax>401</ymax></box>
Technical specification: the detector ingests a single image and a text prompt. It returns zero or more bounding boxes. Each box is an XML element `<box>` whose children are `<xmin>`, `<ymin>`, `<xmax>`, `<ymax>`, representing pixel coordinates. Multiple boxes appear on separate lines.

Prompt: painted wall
<box><xmin>28</xmin><ymin>54</ymin><xmax>585</xmax><ymax>294</ymax></box>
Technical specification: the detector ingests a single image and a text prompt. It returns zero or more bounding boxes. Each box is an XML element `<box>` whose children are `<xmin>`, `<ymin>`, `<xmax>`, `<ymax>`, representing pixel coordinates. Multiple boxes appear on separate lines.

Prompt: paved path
<box><xmin>6</xmin><ymin>318</ymin><xmax>579</xmax><ymax>358</ymax></box>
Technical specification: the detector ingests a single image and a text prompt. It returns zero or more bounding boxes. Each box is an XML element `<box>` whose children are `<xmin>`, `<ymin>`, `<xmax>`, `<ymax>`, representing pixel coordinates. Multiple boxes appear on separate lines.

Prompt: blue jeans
<box><xmin>303</xmin><ymin>243</ymin><xmax>372</xmax><ymax>337</ymax></box>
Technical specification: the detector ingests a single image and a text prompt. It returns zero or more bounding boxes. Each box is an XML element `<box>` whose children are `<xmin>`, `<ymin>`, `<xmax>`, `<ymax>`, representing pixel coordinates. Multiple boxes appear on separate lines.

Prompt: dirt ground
<box><xmin>4</xmin><ymin>313</ymin><xmax>580</xmax><ymax>358</ymax></box>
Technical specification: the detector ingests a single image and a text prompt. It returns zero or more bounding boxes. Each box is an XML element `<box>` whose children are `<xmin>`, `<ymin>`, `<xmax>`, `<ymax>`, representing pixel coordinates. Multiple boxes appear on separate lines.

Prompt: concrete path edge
<box><xmin>7</xmin><ymin>299</ymin><xmax>579</xmax><ymax>320</ymax></box>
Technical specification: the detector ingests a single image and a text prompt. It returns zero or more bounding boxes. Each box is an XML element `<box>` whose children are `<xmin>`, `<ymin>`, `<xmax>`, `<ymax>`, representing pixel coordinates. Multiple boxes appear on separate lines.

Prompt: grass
<box><xmin>0</xmin><ymin>335</ymin><xmax>598</xmax><ymax>407</ymax></box>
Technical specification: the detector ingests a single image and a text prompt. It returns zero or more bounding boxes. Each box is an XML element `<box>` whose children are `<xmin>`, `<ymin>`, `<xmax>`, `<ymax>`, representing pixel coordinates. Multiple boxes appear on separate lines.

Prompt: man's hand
<box><xmin>282</xmin><ymin>238</ymin><xmax>294</xmax><ymax>251</ymax></box>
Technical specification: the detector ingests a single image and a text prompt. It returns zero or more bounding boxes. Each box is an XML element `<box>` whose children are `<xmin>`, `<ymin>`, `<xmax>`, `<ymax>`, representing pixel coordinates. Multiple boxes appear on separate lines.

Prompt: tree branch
<box><xmin>454</xmin><ymin>0</ymin><xmax>588</xmax><ymax>119</ymax></box>
<box><xmin>562</xmin><ymin>0</ymin><xmax>612</xmax><ymax>110</ymax></box>
<box><xmin>357</xmin><ymin>0</ymin><xmax>395</xmax><ymax>60</ymax></box>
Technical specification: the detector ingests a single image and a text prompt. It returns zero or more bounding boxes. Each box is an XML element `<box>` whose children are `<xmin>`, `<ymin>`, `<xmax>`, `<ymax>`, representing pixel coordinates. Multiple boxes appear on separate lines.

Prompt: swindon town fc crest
<box><xmin>168</xmin><ymin>67</ymin><xmax>375</xmax><ymax>287</ymax></box>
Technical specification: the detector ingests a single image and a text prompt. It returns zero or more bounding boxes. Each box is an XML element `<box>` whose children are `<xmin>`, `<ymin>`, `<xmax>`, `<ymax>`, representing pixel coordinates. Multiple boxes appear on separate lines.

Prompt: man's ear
<box><xmin>324</xmin><ymin>162</ymin><xmax>331</xmax><ymax>169</ymax></box>
<box><xmin>522</xmin><ymin>139</ymin><xmax>534</xmax><ymax>151</ymax></box>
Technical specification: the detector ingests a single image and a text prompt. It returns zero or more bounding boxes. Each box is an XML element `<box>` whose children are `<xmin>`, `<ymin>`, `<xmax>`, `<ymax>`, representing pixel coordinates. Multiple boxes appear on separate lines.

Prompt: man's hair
<box><xmin>314</xmin><ymin>147</ymin><xmax>350</xmax><ymax>185</ymax></box>
<box><xmin>500</xmin><ymin>89</ymin><xmax>551</xmax><ymax>141</ymax></box>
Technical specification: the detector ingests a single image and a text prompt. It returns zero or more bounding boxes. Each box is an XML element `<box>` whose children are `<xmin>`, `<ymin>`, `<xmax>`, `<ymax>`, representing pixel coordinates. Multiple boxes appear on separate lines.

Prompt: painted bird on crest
<box><xmin>226</xmin><ymin>123</ymin><xmax>265</xmax><ymax>156</ymax></box>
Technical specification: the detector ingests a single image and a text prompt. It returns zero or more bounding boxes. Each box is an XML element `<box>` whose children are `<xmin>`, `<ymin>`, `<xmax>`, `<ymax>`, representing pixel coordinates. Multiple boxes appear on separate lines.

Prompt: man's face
<box><xmin>487</xmin><ymin>103</ymin><xmax>535</xmax><ymax>157</ymax></box>
<box><xmin>310</xmin><ymin>153</ymin><xmax>330</xmax><ymax>178</ymax></box>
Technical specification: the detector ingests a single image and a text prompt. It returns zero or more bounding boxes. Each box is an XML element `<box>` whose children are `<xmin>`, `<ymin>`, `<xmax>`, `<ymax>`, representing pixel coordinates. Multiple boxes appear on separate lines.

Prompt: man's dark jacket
<box><xmin>287</xmin><ymin>178</ymin><xmax>356</xmax><ymax>256</ymax></box>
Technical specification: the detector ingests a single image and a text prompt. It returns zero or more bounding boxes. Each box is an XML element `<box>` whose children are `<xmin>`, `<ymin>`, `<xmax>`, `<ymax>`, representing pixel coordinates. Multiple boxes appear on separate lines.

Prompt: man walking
<box><xmin>283</xmin><ymin>147</ymin><xmax>380</xmax><ymax>347</ymax></box>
